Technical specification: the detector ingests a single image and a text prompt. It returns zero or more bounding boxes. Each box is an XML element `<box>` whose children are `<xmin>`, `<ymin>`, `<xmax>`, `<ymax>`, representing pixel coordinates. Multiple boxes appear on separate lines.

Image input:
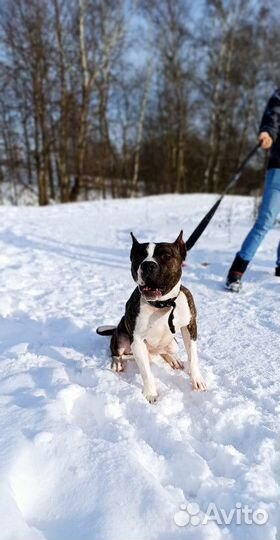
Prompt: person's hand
<box><xmin>259</xmin><ymin>131</ymin><xmax>273</xmax><ymax>149</ymax></box>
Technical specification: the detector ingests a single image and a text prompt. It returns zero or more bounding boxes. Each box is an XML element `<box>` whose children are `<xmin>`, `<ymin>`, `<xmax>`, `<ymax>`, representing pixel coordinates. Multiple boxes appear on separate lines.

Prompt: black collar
<box><xmin>147</xmin><ymin>296</ymin><xmax>177</xmax><ymax>309</ymax></box>
<box><xmin>147</xmin><ymin>293</ymin><xmax>179</xmax><ymax>334</ymax></box>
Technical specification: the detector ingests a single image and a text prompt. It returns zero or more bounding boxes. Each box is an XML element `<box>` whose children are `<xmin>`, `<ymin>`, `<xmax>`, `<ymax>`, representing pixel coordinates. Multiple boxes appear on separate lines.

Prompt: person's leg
<box><xmin>226</xmin><ymin>168</ymin><xmax>280</xmax><ymax>290</ymax></box>
<box><xmin>276</xmin><ymin>241</ymin><xmax>280</xmax><ymax>275</ymax></box>
<box><xmin>225</xmin><ymin>254</ymin><xmax>249</xmax><ymax>291</ymax></box>
<box><xmin>238</xmin><ymin>168</ymin><xmax>280</xmax><ymax>261</ymax></box>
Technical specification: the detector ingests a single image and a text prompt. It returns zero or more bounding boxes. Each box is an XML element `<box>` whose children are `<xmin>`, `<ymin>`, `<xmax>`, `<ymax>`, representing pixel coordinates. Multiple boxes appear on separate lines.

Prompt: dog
<box><xmin>96</xmin><ymin>231</ymin><xmax>206</xmax><ymax>403</ymax></box>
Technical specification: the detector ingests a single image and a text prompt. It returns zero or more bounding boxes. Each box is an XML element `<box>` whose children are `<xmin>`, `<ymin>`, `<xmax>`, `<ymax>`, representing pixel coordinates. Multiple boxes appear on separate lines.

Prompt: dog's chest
<box><xmin>134</xmin><ymin>291</ymin><xmax>191</xmax><ymax>347</ymax></box>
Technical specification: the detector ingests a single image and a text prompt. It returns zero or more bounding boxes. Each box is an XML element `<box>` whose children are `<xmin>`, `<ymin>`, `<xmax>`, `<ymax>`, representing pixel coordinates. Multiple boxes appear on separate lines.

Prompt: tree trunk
<box><xmin>131</xmin><ymin>61</ymin><xmax>153</xmax><ymax>195</ymax></box>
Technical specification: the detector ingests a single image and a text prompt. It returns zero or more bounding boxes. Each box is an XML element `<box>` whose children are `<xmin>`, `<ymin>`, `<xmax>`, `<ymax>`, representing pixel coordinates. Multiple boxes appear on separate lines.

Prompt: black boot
<box><xmin>225</xmin><ymin>255</ymin><xmax>249</xmax><ymax>293</ymax></box>
<box><xmin>275</xmin><ymin>266</ymin><xmax>280</xmax><ymax>277</ymax></box>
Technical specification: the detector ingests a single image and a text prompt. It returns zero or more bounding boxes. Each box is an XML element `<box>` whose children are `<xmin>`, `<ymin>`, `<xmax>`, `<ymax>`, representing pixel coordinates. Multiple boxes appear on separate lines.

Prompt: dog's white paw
<box><xmin>165</xmin><ymin>356</ymin><xmax>184</xmax><ymax>369</ymax></box>
<box><xmin>144</xmin><ymin>393</ymin><xmax>158</xmax><ymax>404</ymax></box>
<box><xmin>143</xmin><ymin>385</ymin><xmax>158</xmax><ymax>403</ymax></box>
<box><xmin>191</xmin><ymin>372</ymin><xmax>207</xmax><ymax>391</ymax></box>
<box><xmin>111</xmin><ymin>356</ymin><xmax>125</xmax><ymax>373</ymax></box>
<box><xmin>163</xmin><ymin>354</ymin><xmax>184</xmax><ymax>370</ymax></box>
<box><xmin>171</xmin><ymin>357</ymin><xmax>184</xmax><ymax>370</ymax></box>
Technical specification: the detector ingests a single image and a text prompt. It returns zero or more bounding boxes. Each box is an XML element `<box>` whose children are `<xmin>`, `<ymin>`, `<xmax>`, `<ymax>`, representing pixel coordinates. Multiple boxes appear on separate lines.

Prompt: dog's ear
<box><xmin>174</xmin><ymin>230</ymin><xmax>186</xmax><ymax>260</ymax></box>
<box><xmin>130</xmin><ymin>232</ymin><xmax>140</xmax><ymax>247</ymax></box>
<box><xmin>130</xmin><ymin>232</ymin><xmax>140</xmax><ymax>260</ymax></box>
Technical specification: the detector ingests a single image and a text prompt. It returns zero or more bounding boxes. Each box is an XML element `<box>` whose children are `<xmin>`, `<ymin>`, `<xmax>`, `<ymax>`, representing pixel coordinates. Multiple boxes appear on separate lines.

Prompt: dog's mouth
<box><xmin>139</xmin><ymin>284</ymin><xmax>163</xmax><ymax>299</ymax></box>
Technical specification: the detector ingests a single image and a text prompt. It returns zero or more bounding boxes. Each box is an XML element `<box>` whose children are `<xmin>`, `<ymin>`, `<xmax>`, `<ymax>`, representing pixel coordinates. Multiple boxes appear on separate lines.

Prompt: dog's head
<box><xmin>130</xmin><ymin>231</ymin><xmax>186</xmax><ymax>300</ymax></box>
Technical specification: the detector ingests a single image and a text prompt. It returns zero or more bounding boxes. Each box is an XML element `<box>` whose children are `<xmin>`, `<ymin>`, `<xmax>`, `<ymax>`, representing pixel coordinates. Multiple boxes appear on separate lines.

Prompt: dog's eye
<box><xmin>159</xmin><ymin>252</ymin><xmax>172</xmax><ymax>260</ymax></box>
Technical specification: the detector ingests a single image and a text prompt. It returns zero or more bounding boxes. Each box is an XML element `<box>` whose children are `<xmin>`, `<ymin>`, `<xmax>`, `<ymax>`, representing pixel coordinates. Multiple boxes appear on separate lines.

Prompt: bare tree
<box><xmin>131</xmin><ymin>59</ymin><xmax>153</xmax><ymax>194</ymax></box>
<box><xmin>0</xmin><ymin>0</ymin><xmax>279</xmax><ymax>204</ymax></box>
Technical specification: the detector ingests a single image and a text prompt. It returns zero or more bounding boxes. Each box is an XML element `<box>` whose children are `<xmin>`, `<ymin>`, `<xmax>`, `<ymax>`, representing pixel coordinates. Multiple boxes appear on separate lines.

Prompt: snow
<box><xmin>0</xmin><ymin>194</ymin><xmax>279</xmax><ymax>540</ymax></box>
<box><xmin>0</xmin><ymin>182</ymin><xmax>38</xmax><ymax>207</ymax></box>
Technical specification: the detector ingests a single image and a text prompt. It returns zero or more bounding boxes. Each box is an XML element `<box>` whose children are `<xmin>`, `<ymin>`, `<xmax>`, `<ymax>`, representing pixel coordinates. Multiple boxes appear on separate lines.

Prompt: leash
<box><xmin>185</xmin><ymin>142</ymin><xmax>261</xmax><ymax>251</ymax></box>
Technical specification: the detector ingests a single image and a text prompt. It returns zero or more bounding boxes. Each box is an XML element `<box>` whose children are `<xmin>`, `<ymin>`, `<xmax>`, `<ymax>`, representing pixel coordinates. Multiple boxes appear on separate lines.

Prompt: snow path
<box><xmin>0</xmin><ymin>194</ymin><xmax>279</xmax><ymax>540</ymax></box>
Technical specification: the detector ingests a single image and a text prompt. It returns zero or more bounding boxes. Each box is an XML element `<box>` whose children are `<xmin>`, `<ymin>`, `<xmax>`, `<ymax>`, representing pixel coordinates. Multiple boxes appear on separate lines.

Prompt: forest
<box><xmin>0</xmin><ymin>0</ymin><xmax>279</xmax><ymax>205</ymax></box>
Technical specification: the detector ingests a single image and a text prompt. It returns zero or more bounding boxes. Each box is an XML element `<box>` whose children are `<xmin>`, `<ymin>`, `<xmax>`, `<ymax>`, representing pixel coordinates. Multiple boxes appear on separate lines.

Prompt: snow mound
<box><xmin>0</xmin><ymin>194</ymin><xmax>279</xmax><ymax>540</ymax></box>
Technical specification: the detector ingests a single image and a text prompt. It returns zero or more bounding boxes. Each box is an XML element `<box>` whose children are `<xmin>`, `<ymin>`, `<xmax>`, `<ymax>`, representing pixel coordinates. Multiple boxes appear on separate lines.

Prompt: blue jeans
<box><xmin>238</xmin><ymin>168</ymin><xmax>280</xmax><ymax>266</ymax></box>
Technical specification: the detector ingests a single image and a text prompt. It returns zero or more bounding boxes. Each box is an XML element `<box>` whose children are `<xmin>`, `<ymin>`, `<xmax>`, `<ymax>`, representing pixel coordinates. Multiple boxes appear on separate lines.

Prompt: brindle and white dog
<box><xmin>97</xmin><ymin>231</ymin><xmax>206</xmax><ymax>403</ymax></box>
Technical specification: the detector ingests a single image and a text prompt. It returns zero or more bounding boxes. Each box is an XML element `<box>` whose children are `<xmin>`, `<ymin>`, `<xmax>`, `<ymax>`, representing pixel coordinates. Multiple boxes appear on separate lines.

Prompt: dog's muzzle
<box><xmin>140</xmin><ymin>260</ymin><xmax>158</xmax><ymax>276</ymax></box>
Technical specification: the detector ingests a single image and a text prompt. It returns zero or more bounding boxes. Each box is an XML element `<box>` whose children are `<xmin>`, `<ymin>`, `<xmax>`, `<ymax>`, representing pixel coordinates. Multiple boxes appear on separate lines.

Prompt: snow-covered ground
<box><xmin>0</xmin><ymin>194</ymin><xmax>279</xmax><ymax>540</ymax></box>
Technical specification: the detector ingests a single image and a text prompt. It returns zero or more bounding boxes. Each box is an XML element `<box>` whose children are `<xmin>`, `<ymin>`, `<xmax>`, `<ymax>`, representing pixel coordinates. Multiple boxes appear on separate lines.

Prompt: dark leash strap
<box><xmin>148</xmin><ymin>296</ymin><xmax>178</xmax><ymax>334</ymax></box>
<box><xmin>185</xmin><ymin>142</ymin><xmax>261</xmax><ymax>251</ymax></box>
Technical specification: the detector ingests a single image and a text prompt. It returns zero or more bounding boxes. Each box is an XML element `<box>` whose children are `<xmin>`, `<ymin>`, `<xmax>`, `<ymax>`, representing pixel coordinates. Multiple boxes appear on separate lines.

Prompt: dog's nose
<box><xmin>141</xmin><ymin>261</ymin><xmax>157</xmax><ymax>273</ymax></box>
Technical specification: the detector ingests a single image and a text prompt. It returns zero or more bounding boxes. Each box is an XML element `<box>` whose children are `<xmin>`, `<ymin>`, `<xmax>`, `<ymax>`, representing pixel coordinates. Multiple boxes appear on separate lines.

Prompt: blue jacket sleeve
<box><xmin>259</xmin><ymin>88</ymin><xmax>280</xmax><ymax>142</ymax></box>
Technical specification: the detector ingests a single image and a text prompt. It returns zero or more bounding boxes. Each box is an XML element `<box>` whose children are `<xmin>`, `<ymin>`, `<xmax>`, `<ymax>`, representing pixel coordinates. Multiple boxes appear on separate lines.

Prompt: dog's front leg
<box><xmin>131</xmin><ymin>338</ymin><xmax>158</xmax><ymax>403</ymax></box>
<box><xmin>181</xmin><ymin>327</ymin><xmax>206</xmax><ymax>391</ymax></box>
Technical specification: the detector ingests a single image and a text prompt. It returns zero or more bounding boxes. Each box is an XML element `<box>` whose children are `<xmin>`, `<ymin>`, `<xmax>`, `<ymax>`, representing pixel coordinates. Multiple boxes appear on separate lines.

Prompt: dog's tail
<box><xmin>96</xmin><ymin>325</ymin><xmax>116</xmax><ymax>336</ymax></box>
